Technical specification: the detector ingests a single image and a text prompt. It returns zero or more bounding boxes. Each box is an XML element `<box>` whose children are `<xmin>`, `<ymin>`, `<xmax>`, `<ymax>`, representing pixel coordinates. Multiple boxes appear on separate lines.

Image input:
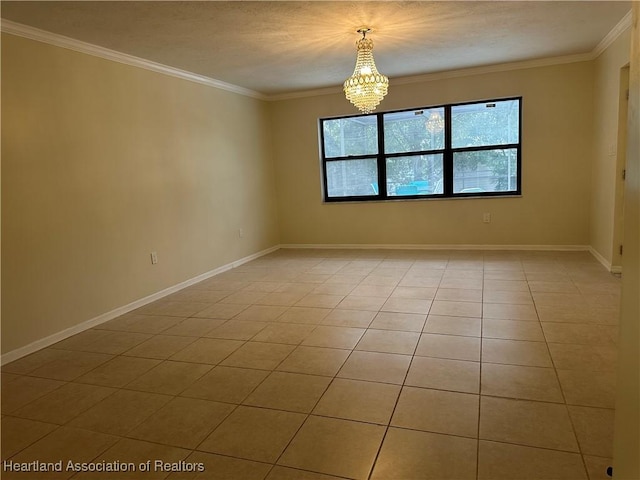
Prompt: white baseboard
<box><xmin>280</xmin><ymin>243</ymin><xmax>591</xmax><ymax>251</ymax></box>
<box><xmin>588</xmin><ymin>246</ymin><xmax>616</xmax><ymax>272</ymax></box>
<box><xmin>1</xmin><ymin>245</ymin><xmax>279</xmax><ymax>365</ymax></box>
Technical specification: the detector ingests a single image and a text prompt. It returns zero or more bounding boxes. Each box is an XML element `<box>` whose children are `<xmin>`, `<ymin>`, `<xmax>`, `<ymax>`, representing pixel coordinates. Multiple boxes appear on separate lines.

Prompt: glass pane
<box><xmin>322</xmin><ymin>116</ymin><xmax>378</xmax><ymax>158</ymax></box>
<box><xmin>326</xmin><ymin>158</ymin><xmax>379</xmax><ymax>197</ymax></box>
<box><xmin>451</xmin><ymin>99</ymin><xmax>519</xmax><ymax>148</ymax></box>
<box><xmin>386</xmin><ymin>154</ymin><xmax>444</xmax><ymax>196</ymax></box>
<box><xmin>453</xmin><ymin>149</ymin><xmax>518</xmax><ymax>193</ymax></box>
<box><xmin>383</xmin><ymin>108</ymin><xmax>445</xmax><ymax>154</ymax></box>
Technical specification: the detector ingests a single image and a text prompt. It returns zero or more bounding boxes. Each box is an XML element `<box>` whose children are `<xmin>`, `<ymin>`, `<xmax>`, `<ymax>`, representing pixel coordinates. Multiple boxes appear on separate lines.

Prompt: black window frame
<box><xmin>319</xmin><ymin>96</ymin><xmax>522</xmax><ymax>202</ymax></box>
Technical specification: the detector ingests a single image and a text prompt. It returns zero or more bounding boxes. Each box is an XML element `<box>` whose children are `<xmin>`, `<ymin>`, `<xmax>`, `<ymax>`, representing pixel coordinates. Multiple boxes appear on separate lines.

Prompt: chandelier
<box><xmin>343</xmin><ymin>28</ymin><xmax>389</xmax><ymax>114</ymax></box>
<box><xmin>425</xmin><ymin>111</ymin><xmax>444</xmax><ymax>133</ymax></box>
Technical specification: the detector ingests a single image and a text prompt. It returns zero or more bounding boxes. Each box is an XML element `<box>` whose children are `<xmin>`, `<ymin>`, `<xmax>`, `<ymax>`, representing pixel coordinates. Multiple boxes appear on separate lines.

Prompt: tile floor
<box><xmin>1</xmin><ymin>248</ymin><xmax>621</xmax><ymax>479</ymax></box>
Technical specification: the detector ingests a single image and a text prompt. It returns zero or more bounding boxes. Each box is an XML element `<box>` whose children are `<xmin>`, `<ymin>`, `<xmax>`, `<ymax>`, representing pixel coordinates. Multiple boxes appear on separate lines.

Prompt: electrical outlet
<box><xmin>150</xmin><ymin>252</ymin><xmax>158</xmax><ymax>264</ymax></box>
<box><xmin>483</xmin><ymin>213</ymin><xmax>491</xmax><ymax>223</ymax></box>
<box><xmin>238</xmin><ymin>229</ymin><xmax>244</xmax><ymax>238</ymax></box>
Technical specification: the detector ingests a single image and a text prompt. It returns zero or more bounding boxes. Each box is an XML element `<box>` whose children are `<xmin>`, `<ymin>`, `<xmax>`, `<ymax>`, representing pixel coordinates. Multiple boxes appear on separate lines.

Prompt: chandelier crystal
<box><xmin>343</xmin><ymin>28</ymin><xmax>389</xmax><ymax>114</ymax></box>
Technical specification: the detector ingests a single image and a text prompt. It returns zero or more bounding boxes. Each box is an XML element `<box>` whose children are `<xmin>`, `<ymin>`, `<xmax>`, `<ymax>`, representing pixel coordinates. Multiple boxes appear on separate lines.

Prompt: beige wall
<box><xmin>1</xmin><ymin>34</ymin><xmax>280</xmax><ymax>354</ymax></box>
<box><xmin>271</xmin><ymin>62</ymin><xmax>594</xmax><ymax>247</ymax></box>
<box><xmin>613</xmin><ymin>4</ymin><xmax>639</xmax><ymax>478</ymax></box>
<box><xmin>591</xmin><ymin>28</ymin><xmax>632</xmax><ymax>269</ymax></box>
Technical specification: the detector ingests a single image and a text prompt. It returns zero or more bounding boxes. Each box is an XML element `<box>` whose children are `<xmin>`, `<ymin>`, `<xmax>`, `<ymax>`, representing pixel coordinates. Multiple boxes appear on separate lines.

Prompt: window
<box><xmin>320</xmin><ymin>97</ymin><xmax>521</xmax><ymax>201</ymax></box>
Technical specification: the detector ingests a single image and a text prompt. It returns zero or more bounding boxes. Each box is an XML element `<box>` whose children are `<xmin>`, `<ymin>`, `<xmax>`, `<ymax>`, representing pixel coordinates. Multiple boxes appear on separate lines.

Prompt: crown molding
<box><xmin>268</xmin><ymin>85</ymin><xmax>344</xmax><ymax>101</ymax></box>
<box><xmin>390</xmin><ymin>53</ymin><xmax>595</xmax><ymax>86</ymax></box>
<box><xmin>592</xmin><ymin>10</ymin><xmax>633</xmax><ymax>58</ymax></box>
<box><xmin>0</xmin><ymin>19</ymin><xmax>267</xmax><ymax>100</ymax></box>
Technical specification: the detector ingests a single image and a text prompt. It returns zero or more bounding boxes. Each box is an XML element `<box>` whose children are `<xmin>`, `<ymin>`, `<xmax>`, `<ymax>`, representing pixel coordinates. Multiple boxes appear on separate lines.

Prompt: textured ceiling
<box><xmin>1</xmin><ymin>1</ymin><xmax>632</xmax><ymax>95</ymax></box>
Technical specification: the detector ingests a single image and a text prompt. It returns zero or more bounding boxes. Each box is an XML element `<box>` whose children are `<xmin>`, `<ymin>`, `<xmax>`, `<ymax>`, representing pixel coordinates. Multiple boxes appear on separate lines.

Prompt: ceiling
<box><xmin>1</xmin><ymin>1</ymin><xmax>632</xmax><ymax>96</ymax></box>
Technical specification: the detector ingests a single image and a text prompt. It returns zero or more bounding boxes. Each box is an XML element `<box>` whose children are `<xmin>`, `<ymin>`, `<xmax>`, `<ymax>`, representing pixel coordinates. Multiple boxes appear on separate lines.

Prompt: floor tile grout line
<box><xmin>476</xmin><ymin>437</ymin><xmax>587</xmax><ymax>456</ymax></box>
<box><xmin>529</xmin><ymin>272</ymin><xmax>571</xmax><ymax>412</ymax></box>
<box><xmin>476</xmin><ymin>260</ymin><xmax>485</xmax><ymax>480</ymax></box>
<box><xmin>365</xmin><ymin>263</ymin><xmax>433</xmax><ymax>480</ymax></box>
<box><xmin>549</xmin><ymin>268</ymin><xmax>598</xmax><ymax>478</ymax></box>
<box><xmin>0</xmin><ymin>421</ymin><xmax>66</xmax><ymax>462</ymax></box>
<box><xmin>267</xmin><ymin>379</ymin><xmax>339</xmax><ymax>474</ymax></box>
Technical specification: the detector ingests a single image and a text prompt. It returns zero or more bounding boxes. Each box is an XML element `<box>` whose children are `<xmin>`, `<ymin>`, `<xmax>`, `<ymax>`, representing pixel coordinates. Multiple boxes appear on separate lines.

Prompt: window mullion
<box><xmin>452</xmin><ymin>143</ymin><xmax>520</xmax><ymax>154</ymax></box>
<box><xmin>377</xmin><ymin>114</ymin><xmax>387</xmax><ymax>198</ymax></box>
<box><xmin>443</xmin><ymin>105</ymin><xmax>453</xmax><ymax>196</ymax></box>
